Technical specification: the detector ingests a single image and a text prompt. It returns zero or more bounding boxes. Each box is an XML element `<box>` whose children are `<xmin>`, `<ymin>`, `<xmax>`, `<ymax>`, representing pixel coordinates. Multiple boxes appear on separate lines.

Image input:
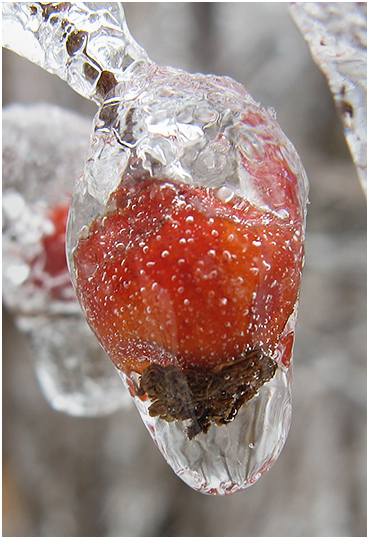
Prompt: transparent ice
<box><xmin>119</xmin><ymin>319</ymin><xmax>294</xmax><ymax>495</ymax></box>
<box><xmin>2</xmin><ymin>2</ymin><xmax>147</xmax><ymax>104</ymax></box>
<box><xmin>3</xmin><ymin>2</ymin><xmax>309</xmax><ymax>493</ymax></box>
<box><xmin>3</xmin><ymin>104</ymin><xmax>130</xmax><ymax>416</ymax></box>
<box><xmin>289</xmin><ymin>2</ymin><xmax>367</xmax><ymax>193</ymax></box>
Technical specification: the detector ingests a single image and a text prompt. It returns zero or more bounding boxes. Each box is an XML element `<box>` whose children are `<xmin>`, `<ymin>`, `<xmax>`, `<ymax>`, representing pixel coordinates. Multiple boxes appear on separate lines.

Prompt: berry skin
<box><xmin>73</xmin><ymin>175</ymin><xmax>304</xmax><ymax>376</ymax></box>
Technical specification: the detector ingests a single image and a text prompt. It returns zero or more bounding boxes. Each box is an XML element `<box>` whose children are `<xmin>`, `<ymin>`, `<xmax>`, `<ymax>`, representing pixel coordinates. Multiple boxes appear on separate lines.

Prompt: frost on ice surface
<box><xmin>289</xmin><ymin>2</ymin><xmax>367</xmax><ymax>192</ymax></box>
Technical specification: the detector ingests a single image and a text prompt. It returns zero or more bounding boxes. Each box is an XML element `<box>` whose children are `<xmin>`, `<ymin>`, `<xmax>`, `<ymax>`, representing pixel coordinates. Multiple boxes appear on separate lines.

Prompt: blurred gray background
<box><xmin>2</xmin><ymin>2</ymin><xmax>366</xmax><ymax>536</ymax></box>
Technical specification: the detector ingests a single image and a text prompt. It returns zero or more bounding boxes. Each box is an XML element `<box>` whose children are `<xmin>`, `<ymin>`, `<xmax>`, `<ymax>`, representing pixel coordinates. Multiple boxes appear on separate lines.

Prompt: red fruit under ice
<box><xmin>74</xmin><ymin>175</ymin><xmax>304</xmax><ymax>375</ymax></box>
<box><xmin>72</xmin><ymin>109</ymin><xmax>306</xmax><ymax>436</ymax></box>
<box><xmin>30</xmin><ymin>202</ymin><xmax>73</xmax><ymax>300</ymax></box>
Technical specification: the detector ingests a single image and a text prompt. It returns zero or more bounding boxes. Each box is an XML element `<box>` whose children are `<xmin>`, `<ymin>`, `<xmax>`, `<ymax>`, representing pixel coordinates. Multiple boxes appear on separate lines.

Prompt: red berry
<box><xmin>74</xmin><ymin>175</ymin><xmax>304</xmax><ymax>376</ymax></box>
<box><xmin>29</xmin><ymin>202</ymin><xmax>73</xmax><ymax>300</ymax></box>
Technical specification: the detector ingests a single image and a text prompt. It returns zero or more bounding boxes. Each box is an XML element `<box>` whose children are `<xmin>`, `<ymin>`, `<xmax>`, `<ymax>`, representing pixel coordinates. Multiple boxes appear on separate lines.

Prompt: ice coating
<box><xmin>2</xmin><ymin>2</ymin><xmax>148</xmax><ymax>103</ymax></box>
<box><xmin>3</xmin><ymin>2</ymin><xmax>309</xmax><ymax>493</ymax></box>
<box><xmin>289</xmin><ymin>2</ymin><xmax>367</xmax><ymax>192</ymax></box>
<box><xmin>3</xmin><ymin>191</ymin><xmax>75</xmax><ymax>316</ymax></box>
<box><xmin>69</xmin><ymin>66</ymin><xmax>308</xmax><ymax>492</ymax></box>
<box><xmin>67</xmin><ymin>63</ymin><xmax>309</xmax><ymax>256</ymax></box>
<box><xmin>128</xmin><ymin>365</ymin><xmax>292</xmax><ymax>495</ymax></box>
<box><xmin>3</xmin><ymin>104</ymin><xmax>130</xmax><ymax>416</ymax></box>
<box><xmin>3</xmin><ymin>104</ymin><xmax>87</xmax><ymax>317</ymax></box>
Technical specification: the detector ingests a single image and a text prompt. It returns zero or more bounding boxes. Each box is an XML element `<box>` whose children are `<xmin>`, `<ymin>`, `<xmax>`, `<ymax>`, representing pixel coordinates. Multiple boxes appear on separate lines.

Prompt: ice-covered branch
<box><xmin>290</xmin><ymin>2</ymin><xmax>367</xmax><ymax>192</ymax></box>
<box><xmin>2</xmin><ymin>2</ymin><xmax>148</xmax><ymax>103</ymax></box>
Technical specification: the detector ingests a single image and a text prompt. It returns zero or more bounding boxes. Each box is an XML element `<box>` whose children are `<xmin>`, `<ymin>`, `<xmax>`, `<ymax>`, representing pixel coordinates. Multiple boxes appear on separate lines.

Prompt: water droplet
<box><xmin>161</xmin><ymin>250</ymin><xmax>170</xmax><ymax>258</ymax></box>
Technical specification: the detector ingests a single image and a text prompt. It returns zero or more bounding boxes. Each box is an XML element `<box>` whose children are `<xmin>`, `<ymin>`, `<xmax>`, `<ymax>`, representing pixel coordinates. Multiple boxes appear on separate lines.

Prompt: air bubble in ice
<box><xmin>216</xmin><ymin>186</ymin><xmax>235</xmax><ymax>203</ymax></box>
